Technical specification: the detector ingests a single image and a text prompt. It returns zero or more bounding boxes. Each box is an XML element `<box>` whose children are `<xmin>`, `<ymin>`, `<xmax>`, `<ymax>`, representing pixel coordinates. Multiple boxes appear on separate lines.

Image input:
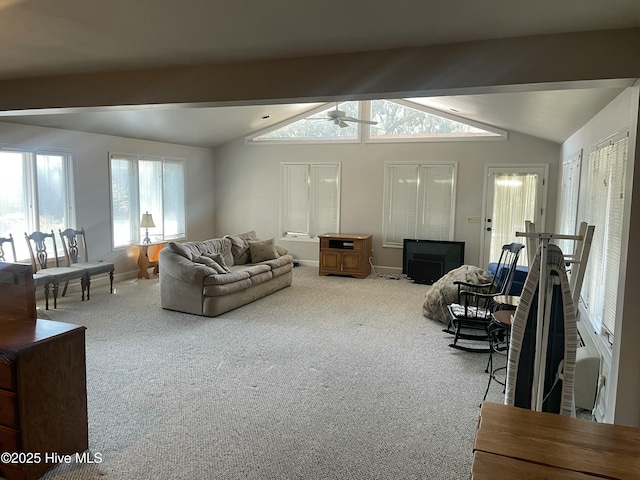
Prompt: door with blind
<box><xmin>481</xmin><ymin>165</ymin><xmax>548</xmax><ymax>267</ymax></box>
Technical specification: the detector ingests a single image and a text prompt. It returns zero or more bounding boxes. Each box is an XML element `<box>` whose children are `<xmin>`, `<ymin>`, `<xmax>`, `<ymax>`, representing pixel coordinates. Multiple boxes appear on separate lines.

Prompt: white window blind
<box><xmin>383</xmin><ymin>163</ymin><xmax>456</xmax><ymax>245</ymax></box>
<box><xmin>558</xmin><ymin>151</ymin><xmax>581</xmax><ymax>255</ymax></box>
<box><xmin>281</xmin><ymin>163</ymin><xmax>339</xmax><ymax>239</ymax></box>
<box><xmin>583</xmin><ymin>132</ymin><xmax>628</xmax><ymax>340</ymax></box>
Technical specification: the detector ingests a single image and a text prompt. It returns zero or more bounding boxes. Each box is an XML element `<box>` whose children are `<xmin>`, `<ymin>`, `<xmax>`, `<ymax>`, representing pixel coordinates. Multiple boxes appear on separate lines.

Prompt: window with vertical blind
<box><xmin>0</xmin><ymin>147</ymin><xmax>75</xmax><ymax>260</ymax></box>
<box><xmin>280</xmin><ymin>163</ymin><xmax>340</xmax><ymax>239</ymax></box>
<box><xmin>383</xmin><ymin>163</ymin><xmax>456</xmax><ymax>246</ymax></box>
<box><xmin>558</xmin><ymin>150</ymin><xmax>582</xmax><ymax>255</ymax></box>
<box><xmin>109</xmin><ymin>153</ymin><xmax>186</xmax><ymax>248</ymax></box>
<box><xmin>582</xmin><ymin>130</ymin><xmax>628</xmax><ymax>341</ymax></box>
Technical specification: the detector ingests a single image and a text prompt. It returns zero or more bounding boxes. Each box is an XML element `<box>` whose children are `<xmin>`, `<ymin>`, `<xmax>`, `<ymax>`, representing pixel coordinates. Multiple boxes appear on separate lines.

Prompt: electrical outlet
<box><xmin>467</xmin><ymin>215</ymin><xmax>480</xmax><ymax>223</ymax></box>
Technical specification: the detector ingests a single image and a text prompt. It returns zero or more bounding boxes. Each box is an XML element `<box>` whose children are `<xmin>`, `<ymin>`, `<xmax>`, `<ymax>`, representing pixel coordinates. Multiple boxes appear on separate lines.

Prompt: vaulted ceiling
<box><xmin>1</xmin><ymin>0</ymin><xmax>639</xmax><ymax>147</ymax></box>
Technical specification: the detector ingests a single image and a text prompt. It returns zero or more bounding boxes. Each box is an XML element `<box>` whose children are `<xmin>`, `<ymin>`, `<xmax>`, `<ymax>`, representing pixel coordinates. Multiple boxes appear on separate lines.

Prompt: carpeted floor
<box><xmin>34</xmin><ymin>266</ymin><xmax>506</xmax><ymax>480</ymax></box>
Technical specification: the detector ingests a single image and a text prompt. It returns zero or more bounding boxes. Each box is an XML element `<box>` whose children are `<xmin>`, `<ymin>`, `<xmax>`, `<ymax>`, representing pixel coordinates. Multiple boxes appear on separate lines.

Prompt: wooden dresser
<box><xmin>0</xmin><ymin>262</ymin><xmax>88</xmax><ymax>480</ymax></box>
<box><xmin>318</xmin><ymin>233</ymin><xmax>372</xmax><ymax>279</ymax></box>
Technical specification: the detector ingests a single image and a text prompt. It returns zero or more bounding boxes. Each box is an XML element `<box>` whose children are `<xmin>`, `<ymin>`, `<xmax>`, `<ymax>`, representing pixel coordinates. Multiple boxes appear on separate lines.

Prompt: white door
<box><xmin>481</xmin><ymin>165</ymin><xmax>548</xmax><ymax>267</ymax></box>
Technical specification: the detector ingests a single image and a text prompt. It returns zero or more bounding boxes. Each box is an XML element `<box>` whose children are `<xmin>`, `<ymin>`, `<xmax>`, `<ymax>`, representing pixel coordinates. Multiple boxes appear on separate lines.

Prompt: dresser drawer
<box><xmin>0</xmin><ymin>390</ymin><xmax>18</xmax><ymax>428</ymax></box>
<box><xmin>0</xmin><ymin>355</ymin><xmax>15</xmax><ymax>391</ymax></box>
<box><xmin>0</xmin><ymin>424</ymin><xmax>20</xmax><ymax>453</ymax></box>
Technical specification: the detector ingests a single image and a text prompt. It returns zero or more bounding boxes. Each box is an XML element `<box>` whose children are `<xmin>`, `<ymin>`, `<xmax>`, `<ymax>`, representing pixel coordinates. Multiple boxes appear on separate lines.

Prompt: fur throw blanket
<box><xmin>422</xmin><ymin>265</ymin><xmax>492</xmax><ymax>324</ymax></box>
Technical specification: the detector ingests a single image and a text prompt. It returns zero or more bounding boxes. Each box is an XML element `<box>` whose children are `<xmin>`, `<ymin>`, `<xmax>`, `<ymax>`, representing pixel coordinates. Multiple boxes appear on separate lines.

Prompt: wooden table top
<box><xmin>473</xmin><ymin>402</ymin><xmax>640</xmax><ymax>479</ymax></box>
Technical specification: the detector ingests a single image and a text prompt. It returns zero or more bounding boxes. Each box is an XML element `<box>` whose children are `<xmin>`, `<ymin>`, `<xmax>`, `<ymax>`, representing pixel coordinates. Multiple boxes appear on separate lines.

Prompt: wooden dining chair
<box><xmin>25</xmin><ymin>230</ymin><xmax>88</xmax><ymax>308</ymax></box>
<box><xmin>59</xmin><ymin>227</ymin><xmax>115</xmax><ymax>300</ymax></box>
<box><xmin>1</xmin><ymin>233</ymin><xmax>53</xmax><ymax>310</ymax></box>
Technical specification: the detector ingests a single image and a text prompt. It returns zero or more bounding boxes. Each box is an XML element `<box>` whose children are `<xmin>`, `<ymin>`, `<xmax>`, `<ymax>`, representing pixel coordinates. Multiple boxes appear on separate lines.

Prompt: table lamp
<box><xmin>140</xmin><ymin>212</ymin><xmax>155</xmax><ymax>244</ymax></box>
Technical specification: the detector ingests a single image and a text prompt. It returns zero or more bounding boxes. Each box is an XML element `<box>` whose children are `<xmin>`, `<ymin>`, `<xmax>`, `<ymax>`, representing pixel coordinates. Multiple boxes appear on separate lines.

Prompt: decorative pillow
<box><xmin>275</xmin><ymin>245</ymin><xmax>288</xmax><ymax>257</ymax></box>
<box><xmin>193</xmin><ymin>255</ymin><xmax>228</xmax><ymax>274</ymax></box>
<box><xmin>202</xmin><ymin>252</ymin><xmax>231</xmax><ymax>273</ymax></box>
<box><xmin>225</xmin><ymin>230</ymin><xmax>260</xmax><ymax>264</ymax></box>
<box><xmin>168</xmin><ymin>242</ymin><xmax>192</xmax><ymax>261</ymax></box>
<box><xmin>248</xmin><ymin>238</ymin><xmax>278</xmax><ymax>263</ymax></box>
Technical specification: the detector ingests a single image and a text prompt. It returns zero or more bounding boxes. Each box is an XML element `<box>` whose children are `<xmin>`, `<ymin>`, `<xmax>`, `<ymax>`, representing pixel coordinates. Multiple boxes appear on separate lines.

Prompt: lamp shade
<box><xmin>140</xmin><ymin>212</ymin><xmax>156</xmax><ymax>228</ymax></box>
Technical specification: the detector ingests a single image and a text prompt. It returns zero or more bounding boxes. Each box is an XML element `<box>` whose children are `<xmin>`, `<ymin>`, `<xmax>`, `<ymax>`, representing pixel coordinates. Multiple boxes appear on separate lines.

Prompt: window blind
<box><xmin>383</xmin><ymin>163</ymin><xmax>455</xmax><ymax>246</ymax></box>
<box><xmin>281</xmin><ymin>163</ymin><xmax>339</xmax><ymax>238</ymax></box>
<box><xmin>558</xmin><ymin>151</ymin><xmax>581</xmax><ymax>256</ymax></box>
<box><xmin>583</xmin><ymin>132</ymin><xmax>628</xmax><ymax>340</ymax></box>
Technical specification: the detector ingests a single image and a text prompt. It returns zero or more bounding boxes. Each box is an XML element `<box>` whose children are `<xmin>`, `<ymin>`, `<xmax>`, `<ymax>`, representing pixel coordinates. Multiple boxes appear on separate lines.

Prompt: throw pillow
<box><xmin>230</xmin><ymin>230</ymin><xmax>260</xmax><ymax>264</ymax></box>
<box><xmin>193</xmin><ymin>255</ymin><xmax>228</xmax><ymax>274</ymax></box>
<box><xmin>248</xmin><ymin>238</ymin><xmax>278</xmax><ymax>263</ymax></box>
<box><xmin>168</xmin><ymin>242</ymin><xmax>192</xmax><ymax>260</ymax></box>
<box><xmin>275</xmin><ymin>245</ymin><xmax>288</xmax><ymax>257</ymax></box>
<box><xmin>202</xmin><ymin>252</ymin><xmax>231</xmax><ymax>273</ymax></box>
<box><xmin>224</xmin><ymin>235</ymin><xmax>251</xmax><ymax>264</ymax></box>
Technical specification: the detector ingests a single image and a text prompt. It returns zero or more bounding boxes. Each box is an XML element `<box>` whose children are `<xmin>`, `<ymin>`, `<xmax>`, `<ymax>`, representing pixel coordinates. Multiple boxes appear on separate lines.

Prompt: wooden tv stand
<box><xmin>318</xmin><ymin>233</ymin><xmax>372</xmax><ymax>279</ymax></box>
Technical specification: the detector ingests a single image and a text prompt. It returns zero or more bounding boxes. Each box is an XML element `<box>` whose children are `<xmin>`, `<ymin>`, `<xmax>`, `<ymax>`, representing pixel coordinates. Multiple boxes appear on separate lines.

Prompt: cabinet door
<box><xmin>320</xmin><ymin>251</ymin><xmax>341</xmax><ymax>273</ymax></box>
<box><xmin>341</xmin><ymin>252</ymin><xmax>363</xmax><ymax>274</ymax></box>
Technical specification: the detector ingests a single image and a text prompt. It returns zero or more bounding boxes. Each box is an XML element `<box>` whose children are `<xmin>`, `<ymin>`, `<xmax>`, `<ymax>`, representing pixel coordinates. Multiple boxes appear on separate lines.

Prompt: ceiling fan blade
<box><xmin>342</xmin><ymin>116</ymin><xmax>378</xmax><ymax>125</ymax></box>
<box><xmin>338</xmin><ymin>119</ymin><xmax>349</xmax><ymax>128</ymax></box>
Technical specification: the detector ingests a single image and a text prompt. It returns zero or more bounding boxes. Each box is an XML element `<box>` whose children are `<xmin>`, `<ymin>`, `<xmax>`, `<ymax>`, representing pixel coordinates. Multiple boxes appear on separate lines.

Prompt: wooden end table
<box><xmin>137</xmin><ymin>241</ymin><xmax>166</xmax><ymax>279</ymax></box>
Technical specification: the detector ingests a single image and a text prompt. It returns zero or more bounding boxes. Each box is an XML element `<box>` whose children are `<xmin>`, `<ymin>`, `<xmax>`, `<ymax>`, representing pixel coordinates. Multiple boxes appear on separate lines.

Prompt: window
<box><xmin>0</xmin><ymin>147</ymin><xmax>74</xmax><ymax>260</ymax></box>
<box><xmin>250</xmin><ymin>102</ymin><xmax>359</xmax><ymax>142</ymax></box>
<box><xmin>369</xmin><ymin>99</ymin><xmax>506</xmax><ymax>141</ymax></box>
<box><xmin>383</xmin><ymin>163</ymin><xmax>456</xmax><ymax>246</ymax></box>
<box><xmin>280</xmin><ymin>163</ymin><xmax>340</xmax><ymax>239</ymax></box>
<box><xmin>582</xmin><ymin>131</ymin><xmax>628</xmax><ymax>341</ymax></box>
<box><xmin>558</xmin><ymin>150</ymin><xmax>582</xmax><ymax>255</ymax></box>
<box><xmin>110</xmin><ymin>153</ymin><xmax>185</xmax><ymax>248</ymax></box>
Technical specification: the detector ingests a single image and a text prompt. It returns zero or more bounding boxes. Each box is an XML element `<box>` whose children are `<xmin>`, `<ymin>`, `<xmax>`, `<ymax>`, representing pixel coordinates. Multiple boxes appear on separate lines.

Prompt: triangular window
<box><xmin>368</xmin><ymin>99</ymin><xmax>506</xmax><ymax>141</ymax></box>
<box><xmin>249</xmin><ymin>101</ymin><xmax>360</xmax><ymax>142</ymax></box>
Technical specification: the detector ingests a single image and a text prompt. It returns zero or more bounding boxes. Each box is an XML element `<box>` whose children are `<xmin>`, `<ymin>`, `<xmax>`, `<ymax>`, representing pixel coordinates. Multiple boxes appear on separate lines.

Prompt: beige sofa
<box><xmin>159</xmin><ymin>231</ymin><xmax>293</xmax><ymax>317</ymax></box>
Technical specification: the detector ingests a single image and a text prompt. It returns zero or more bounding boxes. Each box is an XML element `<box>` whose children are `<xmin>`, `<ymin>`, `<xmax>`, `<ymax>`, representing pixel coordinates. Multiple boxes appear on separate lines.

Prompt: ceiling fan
<box><xmin>308</xmin><ymin>103</ymin><xmax>378</xmax><ymax>128</ymax></box>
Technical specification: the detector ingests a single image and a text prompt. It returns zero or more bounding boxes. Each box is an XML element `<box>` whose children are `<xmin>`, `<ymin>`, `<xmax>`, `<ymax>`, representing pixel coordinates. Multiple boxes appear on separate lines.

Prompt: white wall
<box><xmin>559</xmin><ymin>86</ymin><xmax>640</xmax><ymax>426</ymax></box>
<box><xmin>214</xmin><ymin>132</ymin><xmax>560</xmax><ymax>270</ymax></box>
<box><xmin>0</xmin><ymin>121</ymin><xmax>217</xmax><ymax>277</ymax></box>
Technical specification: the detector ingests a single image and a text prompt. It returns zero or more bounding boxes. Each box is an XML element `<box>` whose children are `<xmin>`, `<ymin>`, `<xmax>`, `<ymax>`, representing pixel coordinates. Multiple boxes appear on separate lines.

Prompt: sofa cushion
<box><xmin>260</xmin><ymin>254</ymin><xmax>293</xmax><ymax>270</ymax></box>
<box><xmin>230</xmin><ymin>264</ymin><xmax>271</xmax><ymax>277</ymax></box>
<box><xmin>202</xmin><ymin>252</ymin><xmax>231</xmax><ymax>273</ymax></box>
<box><xmin>194</xmin><ymin>255</ymin><xmax>228</xmax><ymax>274</ymax></box>
<box><xmin>248</xmin><ymin>238</ymin><xmax>278</xmax><ymax>263</ymax></box>
<box><xmin>203</xmin><ymin>278</ymin><xmax>253</xmax><ymax>297</ymax></box>
<box><xmin>168</xmin><ymin>241</ymin><xmax>193</xmax><ymax>260</ymax></box>
<box><xmin>203</xmin><ymin>270</ymin><xmax>250</xmax><ymax>286</ymax></box>
<box><xmin>276</xmin><ymin>245</ymin><xmax>289</xmax><ymax>257</ymax></box>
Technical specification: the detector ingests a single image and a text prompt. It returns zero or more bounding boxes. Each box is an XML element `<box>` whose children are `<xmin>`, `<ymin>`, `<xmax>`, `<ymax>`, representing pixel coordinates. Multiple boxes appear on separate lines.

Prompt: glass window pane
<box><xmin>0</xmin><ymin>151</ymin><xmax>29</xmax><ymax>260</ymax></box>
<box><xmin>36</xmin><ymin>154</ymin><xmax>66</xmax><ymax>235</ymax></box>
<box><xmin>371</xmin><ymin>99</ymin><xmax>500</xmax><ymax>139</ymax></box>
<box><xmin>384</xmin><ymin>165</ymin><xmax>419</xmax><ymax>245</ymax></box>
<box><xmin>139</xmin><ymin>159</ymin><xmax>162</xmax><ymax>243</ymax></box>
<box><xmin>163</xmin><ymin>160</ymin><xmax>185</xmax><ymax>239</ymax></box>
<box><xmin>281</xmin><ymin>164</ymin><xmax>309</xmax><ymax>237</ymax></box>
<box><xmin>254</xmin><ymin>102</ymin><xmax>359</xmax><ymax>141</ymax></box>
<box><xmin>310</xmin><ymin>164</ymin><xmax>339</xmax><ymax>237</ymax></box>
<box><xmin>111</xmin><ymin>158</ymin><xmax>136</xmax><ymax>248</ymax></box>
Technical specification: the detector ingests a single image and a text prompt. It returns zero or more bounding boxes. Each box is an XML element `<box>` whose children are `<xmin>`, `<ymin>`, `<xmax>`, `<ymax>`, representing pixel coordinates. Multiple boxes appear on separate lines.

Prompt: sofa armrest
<box><xmin>159</xmin><ymin>248</ymin><xmax>216</xmax><ymax>283</ymax></box>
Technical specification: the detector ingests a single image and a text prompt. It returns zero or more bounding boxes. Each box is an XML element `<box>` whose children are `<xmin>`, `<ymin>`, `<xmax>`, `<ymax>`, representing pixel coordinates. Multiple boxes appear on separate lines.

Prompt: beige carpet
<box><xmin>34</xmin><ymin>266</ymin><xmax>504</xmax><ymax>480</ymax></box>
